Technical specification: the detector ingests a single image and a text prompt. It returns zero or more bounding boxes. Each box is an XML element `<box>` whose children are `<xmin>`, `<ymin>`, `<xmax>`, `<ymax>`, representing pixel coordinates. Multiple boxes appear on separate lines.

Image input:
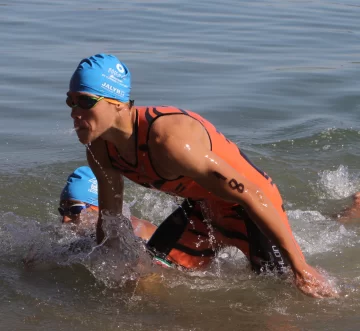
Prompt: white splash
<box><xmin>316</xmin><ymin>165</ymin><xmax>359</xmax><ymax>199</ymax></box>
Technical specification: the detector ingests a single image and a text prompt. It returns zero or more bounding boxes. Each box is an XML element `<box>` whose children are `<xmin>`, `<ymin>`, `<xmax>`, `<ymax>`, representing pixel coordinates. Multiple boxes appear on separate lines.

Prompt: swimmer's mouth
<box><xmin>74</xmin><ymin>126</ymin><xmax>88</xmax><ymax>133</ymax></box>
<box><xmin>74</xmin><ymin>117</ymin><xmax>89</xmax><ymax>132</ymax></box>
<box><xmin>74</xmin><ymin>123</ymin><xmax>88</xmax><ymax>131</ymax></box>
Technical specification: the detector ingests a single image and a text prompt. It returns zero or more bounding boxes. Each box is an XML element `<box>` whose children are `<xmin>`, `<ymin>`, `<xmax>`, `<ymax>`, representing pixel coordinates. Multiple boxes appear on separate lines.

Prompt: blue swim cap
<box><xmin>69</xmin><ymin>53</ymin><xmax>131</xmax><ymax>103</ymax></box>
<box><xmin>60</xmin><ymin>166</ymin><xmax>98</xmax><ymax>206</ymax></box>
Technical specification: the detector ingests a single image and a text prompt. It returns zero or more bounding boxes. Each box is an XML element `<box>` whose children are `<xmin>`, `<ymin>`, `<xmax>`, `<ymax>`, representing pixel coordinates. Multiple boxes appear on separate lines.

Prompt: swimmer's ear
<box><xmin>115</xmin><ymin>100</ymin><xmax>134</xmax><ymax>112</ymax></box>
<box><xmin>114</xmin><ymin>102</ymin><xmax>127</xmax><ymax>112</ymax></box>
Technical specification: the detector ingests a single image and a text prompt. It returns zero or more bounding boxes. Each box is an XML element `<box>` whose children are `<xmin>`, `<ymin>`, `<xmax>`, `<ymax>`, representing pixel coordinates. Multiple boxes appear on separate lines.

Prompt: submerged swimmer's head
<box><xmin>69</xmin><ymin>53</ymin><xmax>131</xmax><ymax>103</ymax></box>
<box><xmin>59</xmin><ymin>166</ymin><xmax>98</xmax><ymax>224</ymax></box>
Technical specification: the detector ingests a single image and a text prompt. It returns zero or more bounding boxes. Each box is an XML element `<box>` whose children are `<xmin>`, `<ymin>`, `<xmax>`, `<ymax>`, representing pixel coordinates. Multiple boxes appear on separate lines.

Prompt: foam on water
<box><xmin>0</xmin><ymin>160</ymin><xmax>359</xmax><ymax>310</ymax></box>
<box><xmin>83</xmin><ymin>212</ymin><xmax>154</xmax><ymax>288</ymax></box>
<box><xmin>0</xmin><ymin>203</ymin><xmax>155</xmax><ymax>289</ymax></box>
<box><xmin>0</xmin><ymin>190</ymin><xmax>359</xmax><ymax>330</ymax></box>
<box><xmin>127</xmin><ymin>188</ymin><xmax>180</xmax><ymax>225</ymax></box>
<box><xmin>0</xmin><ymin>200</ymin><xmax>353</xmax><ymax>292</ymax></box>
<box><xmin>286</xmin><ymin>165</ymin><xmax>360</xmax><ymax>256</ymax></box>
<box><xmin>288</xmin><ymin>209</ymin><xmax>358</xmax><ymax>255</ymax></box>
<box><xmin>316</xmin><ymin>164</ymin><xmax>360</xmax><ymax>200</ymax></box>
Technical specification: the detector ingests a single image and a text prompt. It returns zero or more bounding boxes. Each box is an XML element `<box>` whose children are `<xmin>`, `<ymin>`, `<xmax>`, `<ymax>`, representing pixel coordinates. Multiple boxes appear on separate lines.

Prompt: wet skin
<box><xmin>68</xmin><ymin>90</ymin><xmax>339</xmax><ymax>298</ymax></box>
<box><xmin>338</xmin><ymin>192</ymin><xmax>360</xmax><ymax>223</ymax></box>
<box><xmin>60</xmin><ymin>199</ymin><xmax>157</xmax><ymax>241</ymax></box>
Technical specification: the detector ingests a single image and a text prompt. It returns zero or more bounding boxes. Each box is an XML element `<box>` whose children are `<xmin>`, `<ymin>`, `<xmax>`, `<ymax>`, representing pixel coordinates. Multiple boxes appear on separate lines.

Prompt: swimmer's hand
<box><xmin>294</xmin><ymin>263</ymin><xmax>338</xmax><ymax>298</ymax></box>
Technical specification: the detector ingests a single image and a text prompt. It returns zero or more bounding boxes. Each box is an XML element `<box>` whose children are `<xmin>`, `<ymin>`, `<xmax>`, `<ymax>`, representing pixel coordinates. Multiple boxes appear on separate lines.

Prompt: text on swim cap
<box><xmin>88</xmin><ymin>178</ymin><xmax>98</xmax><ymax>194</ymax></box>
<box><xmin>101</xmin><ymin>82</ymin><xmax>125</xmax><ymax>97</ymax></box>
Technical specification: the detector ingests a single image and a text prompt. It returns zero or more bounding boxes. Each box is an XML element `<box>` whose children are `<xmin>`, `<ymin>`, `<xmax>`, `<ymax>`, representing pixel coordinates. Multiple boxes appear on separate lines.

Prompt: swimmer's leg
<box><xmin>146</xmin><ymin>200</ymin><xmax>192</xmax><ymax>258</ymax></box>
<box><xmin>146</xmin><ymin>199</ymin><xmax>216</xmax><ymax>269</ymax></box>
<box><xmin>233</xmin><ymin>206</ymin><xmax>290</xmax><ymax>274</ymax></box>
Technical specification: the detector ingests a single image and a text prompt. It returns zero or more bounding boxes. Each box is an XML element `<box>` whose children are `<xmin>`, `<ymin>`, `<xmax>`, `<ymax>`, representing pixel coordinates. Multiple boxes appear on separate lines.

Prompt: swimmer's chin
<box><xmin>77</xmin><ymin>134</ymin><xmax>93</xmax><ymax>145</ymax></box>
<box><xmin>76</xmin><ymin>130</ymin><xmax>93</xmax><ymax>145</ymax></box>
<box><xmin>76</xmin><ymin>128</ymin><xmax>104</xmax><ymax>145</ymax></box>
<box><xmin>79</xmin><ymin>137</ymin><xmax>95</xmax><ymax>145</ymax></box>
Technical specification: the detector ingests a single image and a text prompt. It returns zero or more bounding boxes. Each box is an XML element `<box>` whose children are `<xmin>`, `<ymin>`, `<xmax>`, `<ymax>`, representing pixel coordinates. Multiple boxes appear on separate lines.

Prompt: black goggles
<box><xmin>58</xmin><ymin>203</ymin><xmax>89</xmax><ymax>216</ymax></box>
<box><xmin>66</xmin><ymin>95</ymin><xmax>120</xmax><ymax>110</ymax></box>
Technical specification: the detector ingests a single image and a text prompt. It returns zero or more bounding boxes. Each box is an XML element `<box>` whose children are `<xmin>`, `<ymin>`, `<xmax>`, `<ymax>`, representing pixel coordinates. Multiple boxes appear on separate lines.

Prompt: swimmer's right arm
<box><xmin>87</xmin><ymin>138</ymin><xmax>125</xmax><ymax>244</ymax></box>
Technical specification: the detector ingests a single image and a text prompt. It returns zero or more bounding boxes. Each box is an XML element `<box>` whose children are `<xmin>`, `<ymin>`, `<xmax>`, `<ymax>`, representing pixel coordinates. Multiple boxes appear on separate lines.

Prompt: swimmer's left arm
<box><xmin>87</xmin><ymin>138</ymin><xmax>125</xmax><ymax>243</ymax></box>
<box><xmin>149</xmin><ymin>119</ymin><xmax>337</xmax><ymax>297</ymax></box>
<box><xmin>148</xmin><ymin>119</ymin><xmax>297</xmax><ymax>261</ymax></box>
<box><xmin>154</xmin><ymin>136</ymin><xmax>337</xmax><ymax>297</ymax></box>
<box><xmin>152</xmin><ymin>135</ymin><xmax>305</xmax><ymax>266</ymax></box>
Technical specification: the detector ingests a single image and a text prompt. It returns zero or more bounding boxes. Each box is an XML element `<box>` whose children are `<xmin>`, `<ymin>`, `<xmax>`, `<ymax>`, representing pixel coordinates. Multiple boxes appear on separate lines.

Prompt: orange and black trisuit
<box><xmin>106</xmin><ymin>106</ymin><xmax>304</xmax><ymax>273</ymax></box>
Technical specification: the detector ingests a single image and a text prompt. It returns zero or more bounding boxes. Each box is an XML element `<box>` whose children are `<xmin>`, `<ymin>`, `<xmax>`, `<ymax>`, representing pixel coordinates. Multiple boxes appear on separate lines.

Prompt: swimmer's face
<box><xmin>67</xmin><ymin>91</ymin><xmax>122</xmax><ymax>145</ymax></box>
<box><xmin>58</xmin><ymin>199</ymin><xmax>98</xmax><ymax>224</ymax></box>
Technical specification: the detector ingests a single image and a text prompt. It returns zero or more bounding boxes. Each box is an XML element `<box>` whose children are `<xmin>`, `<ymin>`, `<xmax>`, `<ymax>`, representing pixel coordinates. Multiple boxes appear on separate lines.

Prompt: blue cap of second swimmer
<box><xmin>69</xmin><ymin>53</ymin><xmax>131</xmax><ymax>102</ymax></box>
<box><xmin>60</xmin><ymin>166</ymin><xmax>98</xmax><ymax>206</ymax></box>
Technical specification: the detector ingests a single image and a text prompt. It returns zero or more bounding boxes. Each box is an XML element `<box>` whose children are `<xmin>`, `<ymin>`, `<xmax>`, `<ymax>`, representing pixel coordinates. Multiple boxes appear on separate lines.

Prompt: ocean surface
<box><xmin>1</xmin><ymin>0</ymin><xmax>360</xmax><ymax>330</ymax></box>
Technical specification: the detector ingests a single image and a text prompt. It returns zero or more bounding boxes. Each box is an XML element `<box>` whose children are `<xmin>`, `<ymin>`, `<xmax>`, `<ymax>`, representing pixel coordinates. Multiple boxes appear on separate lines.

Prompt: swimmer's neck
<box><xmin>100</xmin><ymin>106</ymin><xmax>137</xmax><ymax>156</ymax></box>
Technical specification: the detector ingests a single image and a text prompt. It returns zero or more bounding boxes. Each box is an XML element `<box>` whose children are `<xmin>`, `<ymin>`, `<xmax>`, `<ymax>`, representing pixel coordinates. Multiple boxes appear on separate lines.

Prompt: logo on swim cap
<box><xmin>116</xmin><ymin>63</ymin><xmax>125</xmax><ymax>74</ymax></box>
<box><xmin>69</xmin><ymin>54</ymin><xmax>131</xmax><ymax>103</ymax></box>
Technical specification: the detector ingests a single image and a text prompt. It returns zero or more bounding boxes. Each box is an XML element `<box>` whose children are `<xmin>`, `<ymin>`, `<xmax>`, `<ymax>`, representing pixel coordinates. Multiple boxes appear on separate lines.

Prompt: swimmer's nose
<box><xmin>62</xmin><ymin>215</ymin><xmax>73</xmax><ymax>223</ymax></box>
<box><xmin>71</xmin><ymin>107</ymin><xmax>82</xmax><ymax>119</ymax></box>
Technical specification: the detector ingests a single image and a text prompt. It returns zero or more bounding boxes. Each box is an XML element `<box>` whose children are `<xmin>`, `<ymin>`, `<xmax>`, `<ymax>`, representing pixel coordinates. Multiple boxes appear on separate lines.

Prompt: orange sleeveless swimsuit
<box><xmin>106</xmin><ymin>106</ymin><xmax>304</xmax><ymax>272</ymax></box>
